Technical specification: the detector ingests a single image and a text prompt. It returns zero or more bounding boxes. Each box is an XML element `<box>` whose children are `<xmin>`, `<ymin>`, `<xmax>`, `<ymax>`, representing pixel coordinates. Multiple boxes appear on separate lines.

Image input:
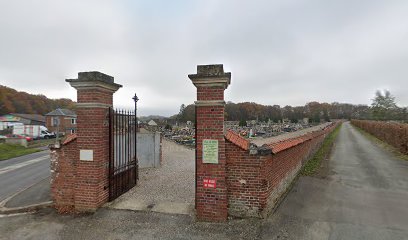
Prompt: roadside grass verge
<box><xmin>352</xmin><ymin>125</ymin><xmax>408</xmax><ymax>161</ymax></box>
<box><xmin>301</xmin><ymin>123</ymin><xmax>342</xmax><ymax>176</ymax></box>
<box><xmin>0</xmin><ymin>143</ymin><xmax>41</xmax><ymax>161</ymax></box>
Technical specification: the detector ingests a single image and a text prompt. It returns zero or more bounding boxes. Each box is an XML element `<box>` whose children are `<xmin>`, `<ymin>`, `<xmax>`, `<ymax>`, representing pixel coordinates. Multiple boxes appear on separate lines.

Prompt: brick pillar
<box><xmin>66</xmin><ymin>72</ymin><xmax>121</xmax><ymax>211</ymax></box>
<box><xmin>189</xmin><ymin>64</ymin><xmax>231</xmax><ymax>222</ymax></box>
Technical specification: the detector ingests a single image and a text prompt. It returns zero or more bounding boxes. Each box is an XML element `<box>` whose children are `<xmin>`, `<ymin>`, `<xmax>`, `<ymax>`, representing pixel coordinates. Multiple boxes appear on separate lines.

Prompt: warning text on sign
<box><xmin>203</xmin><ymin>179</ymin><xmax>217</xmax><ymax>189</ymax></box>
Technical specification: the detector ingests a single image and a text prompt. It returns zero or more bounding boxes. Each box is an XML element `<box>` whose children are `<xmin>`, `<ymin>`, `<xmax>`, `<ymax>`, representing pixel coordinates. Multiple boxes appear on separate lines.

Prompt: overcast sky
<box><xmin>1</xmin><ymin>0</ymin><xmax>407</xmax><ymax>116</ymax></box>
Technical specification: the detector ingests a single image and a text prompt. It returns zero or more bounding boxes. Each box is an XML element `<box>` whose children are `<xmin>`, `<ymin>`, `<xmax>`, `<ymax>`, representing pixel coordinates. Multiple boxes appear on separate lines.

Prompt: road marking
<box><xmin>0</xmin><ymin>212</ymin><xmax>34</xmax><ymax>218</ymax></box>
<box><xmin>0</xmin><ymin>156</ymin><xmax>49</xmax><ymax>175</ymax></box>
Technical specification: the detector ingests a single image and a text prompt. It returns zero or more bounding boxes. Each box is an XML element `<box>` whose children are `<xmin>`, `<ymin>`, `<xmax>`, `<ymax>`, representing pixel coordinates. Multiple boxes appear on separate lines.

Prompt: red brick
<box><xmin>51</xmin><ymin>72</ymin><xmax>120</xmax><ymax>213</ymax></box>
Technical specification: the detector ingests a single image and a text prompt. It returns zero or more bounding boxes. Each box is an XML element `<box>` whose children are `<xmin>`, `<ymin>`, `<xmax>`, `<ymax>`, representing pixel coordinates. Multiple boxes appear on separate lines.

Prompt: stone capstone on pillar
<box><xmin>189</xmin><ymin>65</ymin><xmax>231</xmax><ymax>107</ymax></box>
<box><xmin>66</xmin><ymin>71</ymin><xmax>122</xmax><ymax>108</ymax></box>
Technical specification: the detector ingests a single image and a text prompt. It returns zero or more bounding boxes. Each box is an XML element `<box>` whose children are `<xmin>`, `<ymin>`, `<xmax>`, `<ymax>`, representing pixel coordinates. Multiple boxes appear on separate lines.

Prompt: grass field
<box><xmin>0</xmin><ymin>143</ymin><xmax>41</xmax><ymax>161</ymax></box>
<box><xmin>301</xmin><ymin>123</ymin><xmax>342</xmax><ymax>176</ymax></box>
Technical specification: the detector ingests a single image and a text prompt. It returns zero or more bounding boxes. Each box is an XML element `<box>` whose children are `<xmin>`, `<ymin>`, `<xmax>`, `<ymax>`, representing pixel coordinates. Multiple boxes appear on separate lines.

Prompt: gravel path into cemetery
<box><xmin>111</xmin><ymin>139</ymin><xmax>195</xmax><ymax>207</ymax></box>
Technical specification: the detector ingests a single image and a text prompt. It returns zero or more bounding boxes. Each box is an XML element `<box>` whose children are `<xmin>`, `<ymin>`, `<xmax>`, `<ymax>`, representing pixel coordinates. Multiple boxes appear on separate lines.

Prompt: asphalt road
<box><xmin>262</xmin><ymin>121</ymin><xmax>408</xmax><ymax>239</ymax></box>
<box><xmin>0</xmin><ymin>150</ymin><xmax>50</xmax><ymax>203</ymax></box>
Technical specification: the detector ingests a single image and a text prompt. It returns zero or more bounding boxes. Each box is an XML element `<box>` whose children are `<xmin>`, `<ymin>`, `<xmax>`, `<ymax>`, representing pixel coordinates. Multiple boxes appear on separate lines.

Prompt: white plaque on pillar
<box><xmin>202</xmin><ymin>139</ymin><xmax>218</xmax><ymax>164</ymax></box>
<box><xmin>80</xmin><ymin>150</ymin><xmax>93</xmax><ymax>161</ymax></box>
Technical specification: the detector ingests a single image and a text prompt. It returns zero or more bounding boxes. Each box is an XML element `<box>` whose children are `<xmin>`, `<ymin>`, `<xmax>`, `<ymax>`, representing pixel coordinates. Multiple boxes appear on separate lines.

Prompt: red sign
<box><xmin>203</xmin><ymin>179</ymin><xmax>216</xmax><ymax>189</ymax></box>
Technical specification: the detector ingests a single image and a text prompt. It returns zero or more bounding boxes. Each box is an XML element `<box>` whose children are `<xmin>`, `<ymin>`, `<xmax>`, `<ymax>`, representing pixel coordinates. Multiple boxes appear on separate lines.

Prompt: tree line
<box><xmin>175</xmin><ymin>90</ymin><xmax>407</xmax><ymax>123</ymax></box>
<box><xmin>0</xmin><ymin>85</ymin><xmax>75</xmax><ymax>115</ymax></box>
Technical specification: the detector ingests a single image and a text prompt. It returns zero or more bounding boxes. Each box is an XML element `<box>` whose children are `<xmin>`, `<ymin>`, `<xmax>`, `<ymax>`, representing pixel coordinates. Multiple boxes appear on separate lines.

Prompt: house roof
<box><xmin>9</xmin><ymin>113</ymin><xmax>46</xmax><ymax>123</ymax></box>
<box><xmin>46</xmin><ymin>108</ymin><xmax>76</xmax><ymax>117</ymax></box>
<box><xmin>148</xmin><ymin>120</ymin><xmax>157</xmax><ymax>126</ymax></box>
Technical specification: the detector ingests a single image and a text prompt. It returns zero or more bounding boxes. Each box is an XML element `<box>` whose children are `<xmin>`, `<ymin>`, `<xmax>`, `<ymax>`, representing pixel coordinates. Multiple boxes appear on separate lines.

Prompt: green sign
<box><xmin>203</xmin><ymin>139</ymin><xmax>218</xmax><ymax>164</ymax></box>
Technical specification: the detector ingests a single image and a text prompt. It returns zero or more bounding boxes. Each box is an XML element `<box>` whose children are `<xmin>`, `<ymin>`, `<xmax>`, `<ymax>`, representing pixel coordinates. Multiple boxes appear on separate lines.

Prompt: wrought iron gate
<box><xmin>108</xmin><ymin>94</ymin><xmax>139</xmax><ymax>201</ymax></box>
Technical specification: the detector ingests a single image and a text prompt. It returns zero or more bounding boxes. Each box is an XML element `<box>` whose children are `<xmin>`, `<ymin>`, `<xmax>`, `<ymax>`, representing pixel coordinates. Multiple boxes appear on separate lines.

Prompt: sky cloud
<box><xmin>1</xmin><ymin>0</ymin><xmax>407</xmax><ymax>116</ymax></box>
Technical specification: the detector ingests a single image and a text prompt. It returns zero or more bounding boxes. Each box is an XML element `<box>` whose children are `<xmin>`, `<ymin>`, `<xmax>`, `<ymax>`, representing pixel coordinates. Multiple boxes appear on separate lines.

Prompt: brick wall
<box><xmin>62</xmin><ymin>117</ymin><xmax>77</xmax><ymax>134</ymax></box>
<box><xmin>50</xmin><ymin>136</ymin><xmax>77</xmax><ymax>213</ymax></box>
<box><xmin>351</xmin><ymin>120</ymin><xmax>408</xmax><ymax>154</ymax></box>
<box><xmin>74</xmin><ymin>107</ymin><xmax>110</xmax><ymax>210</ymax></box>
<box><xmin>225</xmin><ymin>123</ymin><xmax>337</xmax><ymax>218</ymax></box>
<box><xmin>77</xmin><ymin>88</ymin><xmax>114</xmax><ymax>105</ymax></box>
<box><xmin>226</xmin><ymin>141</ymin><xmax>261</xmax><ymax>217</ymax></box>
<box><xmin>258</xmin><ymin>129</ymin><xmax>328</xmax><ymax>216</ymax></box>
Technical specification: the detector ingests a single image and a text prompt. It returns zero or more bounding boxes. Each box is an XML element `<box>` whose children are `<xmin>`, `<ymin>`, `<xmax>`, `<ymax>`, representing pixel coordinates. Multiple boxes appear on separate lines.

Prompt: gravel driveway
<box><xmin>108</xmin><ymin>139</ymin><xmax>195</xmax><ymax>214</ymax></box>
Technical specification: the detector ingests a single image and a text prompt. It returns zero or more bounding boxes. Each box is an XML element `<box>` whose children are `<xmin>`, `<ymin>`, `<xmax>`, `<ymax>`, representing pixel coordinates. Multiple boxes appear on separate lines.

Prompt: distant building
<box><xmin>148</xmin><ymin>120</ymin><xmax>158</xmax><ymax>126</ymax></box>
<box><xmin>146</xmin><ymin>119</ymin><xmax>160</xmax><ymax>132</ymax></box>
<box><xmin>45</xmin><ymin>108</ymin><xmax>77</xmax><ymax>135</ymax></box>
<box><xmin>0</xmin><ymin>113</ymin><xmax>45</xmax><ymax>126</ymax></box>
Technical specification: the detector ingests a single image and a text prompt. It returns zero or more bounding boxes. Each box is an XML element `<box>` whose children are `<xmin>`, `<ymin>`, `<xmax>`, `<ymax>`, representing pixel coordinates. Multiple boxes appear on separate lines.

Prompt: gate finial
<box><xmin>132</xmin><ymin>93</ymin><xmax>139</xmax><ymax>103</ymax></box>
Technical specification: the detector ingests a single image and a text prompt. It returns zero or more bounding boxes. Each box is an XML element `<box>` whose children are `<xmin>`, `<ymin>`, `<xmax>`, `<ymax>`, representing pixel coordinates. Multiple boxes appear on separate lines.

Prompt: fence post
<box><xmin>154</xmin><ymin>132</ymin><xmax>161</xmax><ymax>167</ymax></box>
<box><xmin>189</xmin><ymin>64</ymin><xmax>231</xmax><ymax>222</ymax></box>
<box><xmin>66</xmin><ymin>72</ymin><xmax>122</xmax><ymax>211</ymax></box>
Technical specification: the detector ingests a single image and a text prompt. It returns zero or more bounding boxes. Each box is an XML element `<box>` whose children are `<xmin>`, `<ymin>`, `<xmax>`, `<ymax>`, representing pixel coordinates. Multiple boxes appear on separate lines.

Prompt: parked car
<box><xmin>20</xmin><ymin>134</ymin><xmax>34</xmax><ymax>141</ymax></box>
<box><xmin>5</xmin><ymin>134</ymin><xmax>33</xmax><ymax>142</ymax></box>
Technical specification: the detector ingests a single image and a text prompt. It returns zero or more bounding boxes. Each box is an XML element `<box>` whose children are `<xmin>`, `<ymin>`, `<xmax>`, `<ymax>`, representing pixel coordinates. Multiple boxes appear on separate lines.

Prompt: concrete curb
<box><xmin>0</xmin><ymin>201</ymin><xmax>53</xmax><ymax>214</ymax></box>
<box><xmin>104</xmin><ymin>200</ymin><xmax>195</xmax><ymax>217</ymax></box>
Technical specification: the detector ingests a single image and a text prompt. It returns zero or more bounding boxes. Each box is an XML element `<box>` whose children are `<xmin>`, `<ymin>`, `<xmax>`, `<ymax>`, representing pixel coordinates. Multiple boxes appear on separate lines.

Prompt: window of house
<box><xmin>70</xmin><ymin>129</ymin><xmax>76</xmax><ymax>134</ymax></box>
<box><xmin>71</xmin><ymin>118</ymin><xmax>76</xmax><ymax>124</ymax></box>
<box><xmin>51</xmin><ymin>117</ymin><xmax>59</xmax><ymax>127</ymax></box>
